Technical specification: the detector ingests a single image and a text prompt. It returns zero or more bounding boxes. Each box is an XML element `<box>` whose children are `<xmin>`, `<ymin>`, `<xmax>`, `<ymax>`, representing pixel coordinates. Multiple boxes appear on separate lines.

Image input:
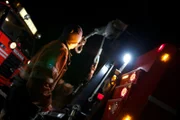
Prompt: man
<box><xmin>2</xmin><ymin>24</ymin><xmax>83</xmax><ymax>120</ymax></box>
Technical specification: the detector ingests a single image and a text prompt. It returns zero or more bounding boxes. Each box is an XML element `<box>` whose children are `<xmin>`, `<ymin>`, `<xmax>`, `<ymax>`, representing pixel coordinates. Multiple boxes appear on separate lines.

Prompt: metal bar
<box><xmin>148</xmin><ymin>95</ymin><xmax>176</xmax><ymax>115</ymax></box>
<box><xmin>88</xmin><ymin>63</ymin><xmax>114</xmax><ymax>102</ymax></box>
<box><xmin>0</xmin><ymin>89</ymin><xmax>7</xmax><ymax>98</ymax></box>
<box><xmin>119</xmin><ymin>62</ymin><xmax>128</xmax><ymax>73</ymax></box>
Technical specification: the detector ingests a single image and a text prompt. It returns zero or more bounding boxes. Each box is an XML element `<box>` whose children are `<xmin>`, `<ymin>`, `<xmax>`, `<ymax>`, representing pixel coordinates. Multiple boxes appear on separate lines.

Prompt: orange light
<box><xmin>108</xmin><ymin>105</ymin><xmax>111</xmax><ymax>110</ymax></box>
<box><xmin>122</xmin><ymin>75</ymin><xmax>129</xmax><ymax>79</ymax></box>
<box><xmin>16</xmin><ymin>2</ymin><xmax>20</xmax><ymax>7</ymax></box>
<box><xmin>111</xmin><ymin>81</ymin><xmax>115</xmax><ymax>85</ymax></box>
<box><xmin>107</xmin><ymin>83</ymin><xmax>111</xmax><ymax>88</ymax></box>
<box><xmin>161</xmin><ymin>53</ymin><xmax>170</xmax><ymax>62</ymax></box>
<box><xmin>130</xmin><ymin>73</ymin><xmax>136</xmax><ymax>82</ymax></box>
<box><xmin>111</xmin><ymin>75</ymin><xmax>117</xmax><ymax>81</ymax></box>
<box><xmin>122</xmin><ymin>114</ymin><xmax>132</xmax><ymax>120</ymax></box>
<box><xmin>121</xmin><ymin>87</ymin><xmax>128</xmax><ymax>97</ymax></box>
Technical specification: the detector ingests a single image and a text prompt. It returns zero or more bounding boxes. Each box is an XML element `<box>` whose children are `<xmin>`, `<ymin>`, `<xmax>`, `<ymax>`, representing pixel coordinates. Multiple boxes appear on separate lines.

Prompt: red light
<box><xmin>97</xmin><ymin>93</ymin><xmax>104</xmax><ymax>100</ymax></box>
<box><xmin>121</xmin><ymin>87</ymin><xmax>128</xmax><ymax>97</ymax></box>
<box><xmin>17</xmin><ymin>43</ymin><xmax>21</xmax><ymax>47</ymax></box>
<box><xmin>130</xmin><ymin>73</ymin><xmax>136</xmax><ymax>82</ymax></box>
<box><xmin>158</xmin><ymin>44</ymin><xmax>165</xmax><ymax>52</ymax></box>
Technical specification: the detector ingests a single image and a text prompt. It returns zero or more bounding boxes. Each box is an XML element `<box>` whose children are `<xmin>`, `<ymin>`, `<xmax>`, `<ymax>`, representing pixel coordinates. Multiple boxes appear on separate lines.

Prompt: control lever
<box><xmin>40</xmin><ymin>111</ymin><xmax>65</xmax><ymax>119</ymax></box>
<box><xmin>40</xmin><ymin>104</ymin><xmax>87</xmax><ymax>120</ymax></box>
<box><xmin>68</xmin><ymin>104</ymin><xmax>81</xmax><ymax>120</ymax></box>
<box><xmin>72</xmin><ymin>83</ymin><xmax>84</xmax><ymax>95</ymax></box>
<box><xmin>40</xmin><ymin>107</ymin><xmax>70</xmax><ymax>119</ymax></box>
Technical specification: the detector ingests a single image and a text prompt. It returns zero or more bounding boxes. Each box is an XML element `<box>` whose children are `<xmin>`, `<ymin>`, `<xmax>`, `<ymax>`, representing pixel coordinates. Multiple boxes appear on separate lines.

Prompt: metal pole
<box><xmin>88</xmin><ymin>63</ymin><xmax>114</xmax><ymax>102</ymax></box>
<box><xmin>119</xmin><ymin>62</ymin><xmax>128</xmax><ymax>73</ymax></box>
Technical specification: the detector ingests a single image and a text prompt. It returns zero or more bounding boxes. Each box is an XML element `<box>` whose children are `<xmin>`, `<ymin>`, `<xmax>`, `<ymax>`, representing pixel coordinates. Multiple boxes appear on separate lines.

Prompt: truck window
<box><xmin>0</xmin><ymin>5</ymin><xmax>6</xmax><ymax>19</ymax></box>
<box><xmin>1</xmin><ymin>10</ymin><xmax>34</xmax><ymax>58</ymax></box>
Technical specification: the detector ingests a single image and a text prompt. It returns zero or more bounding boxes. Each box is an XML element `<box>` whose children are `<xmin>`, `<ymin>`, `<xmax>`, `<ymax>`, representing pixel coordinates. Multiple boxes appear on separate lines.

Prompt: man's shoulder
<box><xmin>45</xmin><ymin>40</ymin><xmax>67</xmax><ymax>51</ymax></box>
<box><xmin>59</xmin><ymin>43</ymin><xmax>68</xmax><ymax>53</ymax></box>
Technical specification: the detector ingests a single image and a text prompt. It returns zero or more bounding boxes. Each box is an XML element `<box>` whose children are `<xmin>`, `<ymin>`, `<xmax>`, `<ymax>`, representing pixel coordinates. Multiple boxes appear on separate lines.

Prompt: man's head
<box><xmin>62</xmin><ymin>24</ymin><xmax>83</xmax><ymax>50</ymax></box>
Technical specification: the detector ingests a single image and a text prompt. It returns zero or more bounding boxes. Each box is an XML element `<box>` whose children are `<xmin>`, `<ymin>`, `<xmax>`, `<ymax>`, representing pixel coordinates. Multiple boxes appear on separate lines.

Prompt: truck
<box><xmin>0</xmin><ymin>1</ymin><xmax>40</xmax><ymax>87</ymax></box>
<box><xmin>40</xmin><ymin>43</ymin><xmax>179</xmax><ymax>120</ymax></box>
<box><xmin>101</xmin><ymin>43</ymin><xmax>179</xmax><ymax>120</ymax></box>
<box><xmin>0</xmin><ymin>4</ymin><xmax>178</xmax><ymax>119</ymax></box>
<box><xmin>32</xmin><ymin>21</ymin><xmax>179</xmax><ymax>120</ymax></box>
<box><xmin>0</xmin><ymin>0</ymin><xmax>40</xmax><ymax>111</ymax></box>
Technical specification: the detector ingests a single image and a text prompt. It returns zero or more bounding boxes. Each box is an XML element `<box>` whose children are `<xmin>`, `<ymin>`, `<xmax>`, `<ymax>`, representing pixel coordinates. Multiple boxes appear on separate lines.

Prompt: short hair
<box><xmin>62</xmin><ymin>24</ymin><xmax>83</xmax><ymax>37</ymax></box>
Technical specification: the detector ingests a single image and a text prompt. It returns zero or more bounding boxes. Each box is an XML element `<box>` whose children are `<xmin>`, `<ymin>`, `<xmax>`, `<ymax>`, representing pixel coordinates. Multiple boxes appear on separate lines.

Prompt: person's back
<box><xmin>2</xmin><ymin>24</ymin><xmax>83</xmax><ymax>120</ymax></box>
<box><xmin>24</xmin><ymin>40</ymin><xmax>69</xmax><ymax>110</ymax></box>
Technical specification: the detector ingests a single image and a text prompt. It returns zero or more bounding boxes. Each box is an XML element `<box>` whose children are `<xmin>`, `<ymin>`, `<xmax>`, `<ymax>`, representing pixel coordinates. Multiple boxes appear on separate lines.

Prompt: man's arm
<box><xmin>26</xmin><ymin>46</ymin><xmax>68</xmax><ymax>111</ymax></box>
<box><xmin>51</xmin><ymin>46</ymin><xmax>68</xmax><ymax>90</ymax></box>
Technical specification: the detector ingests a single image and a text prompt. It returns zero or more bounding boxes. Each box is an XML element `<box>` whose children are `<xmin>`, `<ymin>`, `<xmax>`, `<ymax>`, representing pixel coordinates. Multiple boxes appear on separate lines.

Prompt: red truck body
<box><xmin>0</xmin><ymin>2</ymin><xmax>38</xmax><ymax>87</ymax></box>
<box><xmin>102</xmin><ymin>43</ymin><xmax>179</xmax><ymax>120</ymax></box>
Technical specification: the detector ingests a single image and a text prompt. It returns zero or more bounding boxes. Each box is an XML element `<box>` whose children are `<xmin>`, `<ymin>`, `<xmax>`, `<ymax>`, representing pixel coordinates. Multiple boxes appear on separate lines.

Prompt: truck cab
<box><xmin>0</xmin><ymin>1</ymin><xmax>40</xmax><ymax>111</ymax></box>
<box><xmin>0</xmin><ymin>1</ymin><xmax>40</xmax><ymax>87</ymax></box>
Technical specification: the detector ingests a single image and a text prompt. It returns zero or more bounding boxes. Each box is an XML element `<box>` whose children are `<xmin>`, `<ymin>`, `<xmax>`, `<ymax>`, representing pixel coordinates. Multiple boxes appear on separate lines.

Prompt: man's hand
<box><xmin>43</xmin><ymin>104</ymin><xmax>53</xmax><ymax>112</ymax></box>
<box><xmin>63</xmin><ymin>83</ymin><xmax>74</xmax><ymax>96</ymax></box>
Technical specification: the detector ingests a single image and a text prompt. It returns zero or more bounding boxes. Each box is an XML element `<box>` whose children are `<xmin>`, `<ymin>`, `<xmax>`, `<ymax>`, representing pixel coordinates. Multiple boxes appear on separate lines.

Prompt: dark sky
<box><xmin>18</xmin><ymin>0</ymin><xmax>178</xmax><ymax>48</ymax></box>
<box><xmin>15</xmin><ymin>0</ymin><xmax>178</xmax><ymax>85</ymax></box>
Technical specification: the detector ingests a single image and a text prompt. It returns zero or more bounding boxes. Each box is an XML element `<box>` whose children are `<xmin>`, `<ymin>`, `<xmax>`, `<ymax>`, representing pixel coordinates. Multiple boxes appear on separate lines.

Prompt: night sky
<box><xmin>17</xmin><ymin>0</ymin><xmax>178</xmax><ymax>52</ymax></box>
<box><xmin>15</xmin><ymin>0</ymin><xmax>178</xmax><ymax>86</ymax></box>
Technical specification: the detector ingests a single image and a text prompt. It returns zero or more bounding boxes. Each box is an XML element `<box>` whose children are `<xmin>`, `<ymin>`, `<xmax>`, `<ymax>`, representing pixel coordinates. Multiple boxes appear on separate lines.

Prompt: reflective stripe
<box><xmin>0</xmin><ymin>47</ymin><xmax>8</xmax><ymax>59</ymax></box>
<box><xmin>0</xmin><ymin>47</ymin><xmax>8</xmax><ymax>56</ymax></box>
<box><xmin>0</xmin><ymin>52</ymin><xmax>7</xmax><ymax>59</ymax></box>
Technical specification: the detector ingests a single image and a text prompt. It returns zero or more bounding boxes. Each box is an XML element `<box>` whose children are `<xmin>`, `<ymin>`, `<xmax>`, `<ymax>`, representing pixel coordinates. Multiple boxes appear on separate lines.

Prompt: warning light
<box><xmin>161</xmin><ymin>53</ymin><xmax>170</xmax><ymax>62</ymax></box>
<box><xmin>158</xmin><ymin>44</ymin><xmax>165</xmax><ymax>52</ymax></box>
<box><xmin>10</xmin><ymin>42</ymin><xmax>17</xmax><ymax>49</ymax></box>
<box><xmin>6</xmin><ymin>1</ymin><xmax>9</xmax><ymax>4</ymax></box>
<box><xmin>121</xmin><ymin>87</ymin><xmax>128</xmax><ymax>97</ymax></box>
<box><xmin>108</xmin><ymin>105</ymin><xmax>112</xmax><ymax>110</ymax></box>
<box><xmin>27</xmin><ymin>60</ymin><xmax>31</xmax><ymax>64</ymax></box>
<box><xmin>16</xmin><ymin>2</ymin><xmax>20</xmax><ymax>7</ymax></box>
<box><xmin>130</xmin><ymin>73</ymin><xmax>136</xmax><ymax>82</ymax></box>
<box><xmin>122</xmin><ymin>75</ymin><xmax>129</xmax><ymax>79</ymax></box>
<box><xmin>97</xmin><ymin>93</ymin><xmax>104</xmax><ymax>100</ymax></box>
<box><xmin>5</xmin><ymin>18</ymin><xmax>9</xmax><ymax>21</ymax></box>
<box><xmin>111</xmin><ymin>75</ymin><xmax>117</xmax><ymax>82</ymax></box>
<box><xmin>122</xmin><ymin>114</ymin><xmax>132</xmax><ymax>120</ymax></box>
<box><xmin>123</xmin><ymin>53</ymin><xmax>132</xmax><ymax>63</ymax></box>
<box><xmin>111</xmin><ymin>81</ymin><xmax>115</xmax><ymax>85</ymax></box>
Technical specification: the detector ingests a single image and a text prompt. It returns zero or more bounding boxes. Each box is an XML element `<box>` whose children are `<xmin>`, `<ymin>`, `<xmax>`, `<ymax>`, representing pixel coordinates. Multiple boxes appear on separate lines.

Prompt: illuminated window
<box><xmin>19</xmin><ymin>8</ymin><xmax>37</xmax><ymax>35</ymax></box>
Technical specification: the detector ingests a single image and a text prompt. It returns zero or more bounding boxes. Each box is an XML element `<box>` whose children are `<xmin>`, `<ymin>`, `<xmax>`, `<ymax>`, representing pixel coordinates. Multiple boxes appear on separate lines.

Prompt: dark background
<box><xmin>16</xmin><ymin>0</ymin><xmax>178</xmax><ymax>86</ymax></box>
